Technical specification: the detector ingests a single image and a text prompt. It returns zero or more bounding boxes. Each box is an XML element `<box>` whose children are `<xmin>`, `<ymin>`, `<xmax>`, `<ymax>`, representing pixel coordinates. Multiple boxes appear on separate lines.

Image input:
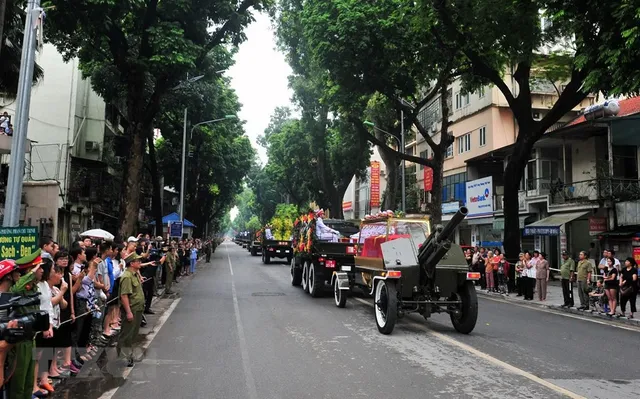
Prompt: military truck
<box><xmin>249</xmin><ymin>230</ymin><xmax>263</xmax><ymax>256</ymax></box>
<box><xmin>332</xmin><ymin>207</ymin><xmax>480</xmax><ymax>335</ymax></box>
<box><xmin>290</xmin><ymin>213</ymin><xmax>360</xmax><ymax>297</ymax></box>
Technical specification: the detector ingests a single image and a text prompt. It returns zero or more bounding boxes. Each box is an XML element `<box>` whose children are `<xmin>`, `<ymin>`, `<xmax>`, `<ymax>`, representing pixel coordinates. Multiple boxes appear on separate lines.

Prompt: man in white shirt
<box><xmin>315</xmin><ymin>209</ymin><xmax>340</xmax><ymax>242</ymax></box>
<box><xmin>265</xmin><ymin>225</ymin><xmax>274</xmax><ymax>240</ymax></box>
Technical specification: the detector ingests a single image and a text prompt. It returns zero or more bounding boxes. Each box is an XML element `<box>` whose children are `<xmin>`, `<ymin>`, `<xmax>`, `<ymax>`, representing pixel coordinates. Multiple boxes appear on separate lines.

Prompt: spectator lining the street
<box><xmin>576</xmin><ymin>251</ymin><xmax>593</xmax><ymax>310</ymax></box>
<box><xmin>536</xmin><ymin>252</ymin><xmax>550</xmax><ymax>301</ymax></box>
<box><xmin>485</xmin><ymin>251</ymin><xmax>495</xmax><ymax>292</ymax></box>
<box><xmin>49</xmin><ymin>250</ymin><xmax>74</xmax><ymax>378</ymax></box>
<box><xmin>619</xmin><ymin>257</ymin><xmax>637</xmax><ymax>318</ymax></box>
<box><xmin>589</xmin><ymin>280</ymin><xmax>607</xmax><ymax>311</ymax></box>
<box><xmin>603</xmin><ymin>257</ymin><xmax>619</xmax><ymax>317</ymax></box>
<box><xmin>524</xmin><ymin>251</ymin><xmax>536</xmax><ymax>300</ymax></box>
<box><xmin>33</xmin><ymin>257</ymin><xmax>52</xmax><ymax>398</ymax></box>
<box><xmin>560</xmin><ymin>251</ymin><xmax>576</xmax><ymax>308</ymax></box>
<box><xmin>515</xmin><ymin>253</ymin><xmax>525</xmax><ymax>297</ymax></box>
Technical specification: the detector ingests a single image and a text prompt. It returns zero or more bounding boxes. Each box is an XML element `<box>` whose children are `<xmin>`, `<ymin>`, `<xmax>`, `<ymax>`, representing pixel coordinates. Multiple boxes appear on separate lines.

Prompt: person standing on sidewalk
<box><xmin>536</xmin><ymin>252</ymin><xmax>550</xmax><ymax>301</ymax></box>
<box><xmin>576</xmin><ymin>251</ymin><xmax>593</xmax><ymax>310</ymax></box>
<box><xmin>619</xmin><ymin>257</ymin><xmax>637</xmax><ymax>318</ymax></box>
<box><xmin>164</xmin><ymin>245</ymin><xmax>176</xmax><ymax>295</ymax></box>
<box><xmin>118</xmin><ymin>253</ymin><xmax>145</xmax><ymax>367</ymax></box>
<box><xmin>560</xmin><ymin>251</ymin><xmax>576</xmax><ymax>308</ymax></box>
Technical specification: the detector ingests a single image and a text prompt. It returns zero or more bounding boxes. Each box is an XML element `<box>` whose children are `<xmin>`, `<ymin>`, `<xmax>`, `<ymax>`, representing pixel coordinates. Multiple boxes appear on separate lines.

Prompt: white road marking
<box><xmin>352</xmin><ymin>297</ymin><xmax>586</xmax><ymax>399</ymax></box>
<box><xmin>479</xmin><ymin>294</ymin><xmax>640</xmax><ymax>332</ymax></box>
<box><xmin>97</xmin><ymin>298</ymin><xmax>182</xmax><ymax>399</ymax></box>
<box><xmin>227</xmin><ymin>246</ymin><xmax>259</xmax><ymax>399</ymax></box>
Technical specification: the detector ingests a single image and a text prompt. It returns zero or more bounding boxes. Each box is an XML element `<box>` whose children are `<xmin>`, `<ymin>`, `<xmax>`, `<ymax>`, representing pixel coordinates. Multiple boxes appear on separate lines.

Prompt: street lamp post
<box><xmin>179</xmin><ymin>115</ymin><xmax>236</xmax><ymax>225</ymax></box>
<box><xmin>363</xmin><ymin>120</ymin><xmax>405</xmax><ymax>212</ymax></box>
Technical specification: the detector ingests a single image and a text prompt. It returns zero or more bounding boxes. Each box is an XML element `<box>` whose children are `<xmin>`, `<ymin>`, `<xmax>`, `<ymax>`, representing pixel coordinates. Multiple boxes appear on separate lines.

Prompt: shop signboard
<box><xmin>465</xmin><ymin>176</ymin><xmax>493</xmax><ymax>217</ymax></box>
<box><xmin>588</xmin><ymin>217</ymin><xmax>607</xmax><ymax>236</ymax></box>
<box><xmin>342</xmin><ymin>201</ymin><xmax>353</xmax><ymax>212</ymax></box>
<box><xmin>369</xmin><ymin>161</ymin><xmax>381</xmax><ymax>208</ymax></box>
<box><xmin>634</xmin><ymin>247</ymin><xmax>640</xmax><ymax>265</ymax></box>
<box><xmin>0</xmin><ymin>227</ymin><xmax>39</xmax><ymax>260</ymax></box>
<box><xmin>442</xmin><ymin>201</ymin><xmax>460</xmax><ymax>214</ymax></box>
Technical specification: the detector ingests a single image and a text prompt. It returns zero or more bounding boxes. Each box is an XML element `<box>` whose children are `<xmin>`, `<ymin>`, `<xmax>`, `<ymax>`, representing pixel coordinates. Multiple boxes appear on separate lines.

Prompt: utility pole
<box><xmin>401</xmin><ymin>109</ymin><xmax>406</xmax><ymax>213</ymax></box>
<box><xmin>3</xmin><ymin>0</ymin><xmax>41</xmax><ymax>227</ymax></box>
<box><xmin>179</xmin><ymin>107</ymin><xmax>187</xmax><ymax>224</ymax></box>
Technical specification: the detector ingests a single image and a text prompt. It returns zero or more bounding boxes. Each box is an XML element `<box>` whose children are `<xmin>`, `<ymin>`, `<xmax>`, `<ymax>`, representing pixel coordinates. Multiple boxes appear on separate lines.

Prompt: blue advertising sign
<box><xmin>169</xmin><ymin>221</ymin><xmax>183</xmax><ymax>238</ymax></box>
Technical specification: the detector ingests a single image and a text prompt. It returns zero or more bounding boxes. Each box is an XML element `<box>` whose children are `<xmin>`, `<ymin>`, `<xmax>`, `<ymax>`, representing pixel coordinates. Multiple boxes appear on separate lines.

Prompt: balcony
<box><xmin>0</xmin><ymin>135</ymin><xmax>30</xmax><ymax>154</ymax></box>
<box><xmin>549</xmin><ymin>178</ymin><xmax>640</xmax><ymax>206</ymax></box>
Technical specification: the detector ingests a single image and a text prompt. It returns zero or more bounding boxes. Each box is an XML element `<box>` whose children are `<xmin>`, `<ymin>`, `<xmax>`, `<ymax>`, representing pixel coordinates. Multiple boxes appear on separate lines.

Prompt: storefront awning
<box><xmin>523</xmin><ymin>211</ymin><xmax>589</xmax><ymax>236</ymax></box>
<box><xmin>492</xmin><ymin>215</ymin><xmax>532</xmax><ymax>230</ymax></box>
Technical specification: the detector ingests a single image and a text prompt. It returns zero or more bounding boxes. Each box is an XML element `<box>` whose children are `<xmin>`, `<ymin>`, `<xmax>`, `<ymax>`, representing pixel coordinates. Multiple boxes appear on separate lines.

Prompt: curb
<box><xmin>476</xmin><ymin>289</ymin><xmax>640</xmax><ymax>328</ymax></box>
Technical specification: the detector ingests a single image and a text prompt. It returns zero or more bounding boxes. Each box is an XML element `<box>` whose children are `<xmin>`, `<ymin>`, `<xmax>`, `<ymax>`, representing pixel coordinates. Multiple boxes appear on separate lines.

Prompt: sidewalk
<box><xmin>475</xmin><ymin>280</ymin><xmax>640</xmax><ymax>328</ymax></box>
<box><xmin>49</xmin><ymin>258</ymin><xmax>208</xmax><ymax>399</ymax></box>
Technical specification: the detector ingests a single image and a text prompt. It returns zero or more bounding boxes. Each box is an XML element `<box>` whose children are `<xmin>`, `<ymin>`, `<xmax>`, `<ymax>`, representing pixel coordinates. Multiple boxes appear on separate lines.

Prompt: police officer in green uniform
<box><xmin>8</xmin><ymin>249</ymin><xmax>45</xmax><ymax>399</ymax></box>
<box><xmin>164</xmin><ymin>245</ymin><xmax>175</xmax><ymax>295</ymax></box>
<box><xmin>117</xmin><ymin>252</ymin><xmax>145</xmax><ymax>367</ymax></box>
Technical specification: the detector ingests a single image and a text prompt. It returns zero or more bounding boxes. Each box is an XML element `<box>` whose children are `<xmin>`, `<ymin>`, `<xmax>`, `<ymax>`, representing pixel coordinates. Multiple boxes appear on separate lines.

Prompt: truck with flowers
<box><xmin>260</xmin><ymin>205</ymin><xmax>297</xmax><ymax>264</ymax></box>
<box><xmin>290</xmin><ymin>210</ymin><xmax>360</xmax><ymax>297</ymax></box>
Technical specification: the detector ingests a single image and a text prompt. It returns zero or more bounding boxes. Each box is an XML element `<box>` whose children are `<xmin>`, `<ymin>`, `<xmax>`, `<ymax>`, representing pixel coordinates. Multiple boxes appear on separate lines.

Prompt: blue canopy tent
<box><xmin>149</xmin><ymin>212</ymin><xmax>196</xmax><ymax>238</ymax></box>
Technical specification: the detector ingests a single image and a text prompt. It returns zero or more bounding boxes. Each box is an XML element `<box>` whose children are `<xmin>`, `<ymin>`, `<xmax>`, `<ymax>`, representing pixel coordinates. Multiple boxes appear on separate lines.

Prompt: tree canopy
<box><xmin>44</xmin><ymin>0</ymin><xmax>270</xmax><ymax>236</ymax></box>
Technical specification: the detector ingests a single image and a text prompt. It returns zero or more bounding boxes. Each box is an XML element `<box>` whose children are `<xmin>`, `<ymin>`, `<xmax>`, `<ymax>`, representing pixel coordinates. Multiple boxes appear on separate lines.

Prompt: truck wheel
<box><xmin>250</xmin><ymin>247</ymin><xmax>256</xmax><ymax>256</ymax></box>
<box><xmin>291</xmin><ymin>258</ymin><xmax>302</xmax><ymax>286</ymax></box>
<box><xmin>450</xmin><ymin>281</ymin><xmax>478</xmax><ymax>334</ymax></box>
<box><xmin>308</xmin><ymin>262</ymin><xmax>323</xmax><ymax>298</ymax></box>
<box><xmin>264</xmin><ymin>253</ymin><xmax>271</xmax><ymax>264</ymax></box>
<box><xmin>334</xmin><ymin>276</ymin><xmax>347</xmax><ymax>308</ymax></box>
<box><xmin>302</xmin><ymin>261</ymin><xmax>309</xmax><ymax>292</ymax></box>
<box><xmin>374</xmin><ymin>279</ymin><xmax>398</xmax><ymax>335</ymax></box>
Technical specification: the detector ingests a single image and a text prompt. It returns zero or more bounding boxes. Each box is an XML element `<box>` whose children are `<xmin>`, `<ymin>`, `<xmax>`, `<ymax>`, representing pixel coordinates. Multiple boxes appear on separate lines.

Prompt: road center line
<box><xmin>227</xmin><ymin>245</ymin><xmax>259</xmax><ymax>399</ymax></box>
<box><xmin>352</xmin><ymin>297</ymin><xmax>586</xmax><ymax>399</ymax></box>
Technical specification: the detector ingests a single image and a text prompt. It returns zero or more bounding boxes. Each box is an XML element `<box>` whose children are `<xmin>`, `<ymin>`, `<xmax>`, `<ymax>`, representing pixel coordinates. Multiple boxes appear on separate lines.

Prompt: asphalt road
<box><xmin>104</xmin><ymin>242</ymin><xmax>640</xmax><ymax>399</ymax></box>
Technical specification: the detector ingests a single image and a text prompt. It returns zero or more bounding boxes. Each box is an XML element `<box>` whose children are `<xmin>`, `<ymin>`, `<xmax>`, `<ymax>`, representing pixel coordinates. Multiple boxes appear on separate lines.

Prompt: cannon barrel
<box><xmin>417</xmin><ymin>207</ymin><xmax>469</xmax><ymax>271</ymax></box>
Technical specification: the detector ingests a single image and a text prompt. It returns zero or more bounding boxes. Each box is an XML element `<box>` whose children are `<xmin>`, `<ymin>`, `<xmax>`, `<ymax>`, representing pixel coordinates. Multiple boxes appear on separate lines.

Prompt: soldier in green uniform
<box><xmin>117</xmin><ymin>252</ymin><xmax>145</xmax><ymax>367</ymax></box>
<box><xmin>8</xmin><ymin>249</ymin><xmax>45</xmax><ymax>399</ymax></box>
<box><xmin>164</xmin><ymin>245</ymin><xmax>175</xmax><ymax>295</ymax></box>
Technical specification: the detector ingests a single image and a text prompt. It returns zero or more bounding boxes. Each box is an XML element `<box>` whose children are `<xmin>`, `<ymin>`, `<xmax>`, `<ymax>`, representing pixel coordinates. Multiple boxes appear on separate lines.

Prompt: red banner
<box><xmin>342</xmin><ymin>201</ymin><xmax>353</xmax><ymax>211</ymax></box>
<box><xmin>370</xmin><ymin>161</ymin><xmax>380</xmax><ymax>208</ymax></box>
<box><xmin>424</xmin><ymin>167</ymin><xmax>433</xmax><ymax>192</ymax></box>
<box><xmin>634</xmin><ymin>247</ymin><xmax>640</xmax><ymax>265</ymax></box>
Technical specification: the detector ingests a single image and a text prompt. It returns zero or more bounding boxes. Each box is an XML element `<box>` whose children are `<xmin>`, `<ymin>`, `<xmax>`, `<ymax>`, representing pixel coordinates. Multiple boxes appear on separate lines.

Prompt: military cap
<box><xmin>125</xmin><ymin>252</ymin><xmax>143</xmax><ymax>265</ymax></box>
<box><xmin>15</xmin><ymin>249</ymin><xmax>43</xmax><ymax>270</ymax></box>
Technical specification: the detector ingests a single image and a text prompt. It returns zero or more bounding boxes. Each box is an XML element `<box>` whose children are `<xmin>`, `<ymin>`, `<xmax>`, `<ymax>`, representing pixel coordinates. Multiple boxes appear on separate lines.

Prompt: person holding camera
<box><xmin>117</xmin><ymin>253</ymin><xmax>145</xmax><ymax>367</ymax></box>
<box><xmin>8</xmin><ymin>250</ymin><xmax>45</xmax><ymax>399</ymax></box>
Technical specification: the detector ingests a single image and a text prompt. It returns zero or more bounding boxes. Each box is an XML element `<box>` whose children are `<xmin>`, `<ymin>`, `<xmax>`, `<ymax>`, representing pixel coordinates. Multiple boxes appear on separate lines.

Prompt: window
<box><xmin>446</xmin><ymin>143</ymin><xmax>453</xmax><ymax>158</ymax></box>
<box><xmin>464</xmin><ymin>93</ymin><xmax>470</xmax><ymax>106</ymax></box>
<box><xmin>455</xmin><ymin>92</ymin><xmax>461</xmax><ymax>109</ymax></box>
<box><xmin>479</xmin><ymin>126</ymin><xmax>486</xmax><ymax>147</ymax></box>
<box><xmin>441</xmin><ymin>172</ymin><xmax>467</xmax><ymax>203</ymax></box>
<box><xmin>456</xmin><ymin>133</ymin><xmax>471</xmax><ymax>154</ymax></box>
<box><xmin>418</xmin><ymin>150</ymin><xmax>428</xmax><ymax>170</ymax></box>
<box><xmin>478</xmin><ymin>86</ymin><xmax>485</xmax><ymax>98</ymax></box>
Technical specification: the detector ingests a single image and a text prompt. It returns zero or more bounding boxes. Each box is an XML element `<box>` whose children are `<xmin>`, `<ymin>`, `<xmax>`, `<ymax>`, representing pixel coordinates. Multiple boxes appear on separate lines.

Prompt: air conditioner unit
<box><xmin>532</xmin><ymin>111</ymin><xmax>541</xmax><ymax>120</ymax></box>
<box><xmin>85</xmin><ymin>141</ymin><xmax>100</xmax><ymax>151</ymax></box>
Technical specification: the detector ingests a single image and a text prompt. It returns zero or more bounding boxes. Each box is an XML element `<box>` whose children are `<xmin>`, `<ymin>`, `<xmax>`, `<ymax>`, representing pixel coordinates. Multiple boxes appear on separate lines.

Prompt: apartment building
<box><xmin>0</xmin><ymin>44</ymin><xmax>155</xmax><ymax>246</ymax></box>
<box><xmin>404</xmin><ymin>75</ymin><xmax>597</xmax><ymax>256</ymax></box>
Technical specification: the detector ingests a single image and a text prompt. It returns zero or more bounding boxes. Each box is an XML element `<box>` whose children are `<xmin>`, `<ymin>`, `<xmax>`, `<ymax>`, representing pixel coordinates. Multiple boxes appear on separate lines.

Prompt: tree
<box><xmin>45</xmin><ymin>0</ymin><xmax>269</xmax><ymax>237</ymax></box>
<box><xmin>245</xmin><ymin>215</ymin><xmax>262</xmax><ymax>232</ymax></box>
<box><xmin>246</xmin><ymin>164</ymin><xmax>281</xmax><ymax>224</ymax></box>
<box><xmin>425</xmin><ymin>0</ymin><xmax>640</xmax><ymax>259</ymax></box>
<box><xmin>274</xmin><ymin>0</ymin><xmax>459</xmax><ymax>222</ymax></box>
<box><xmin>156</xmin><ymin>60</ymin><xmax>253</xmax><ymax>237</ymax></box>
<box><xmin>0</xmin><ymin>0</ymin><xmax>44</xmax><ymax>96</ymax></box>
<box><xmin>231</xmin><ymin>187</ymin><xmax>257</xmax><ymax>231</ymax></box>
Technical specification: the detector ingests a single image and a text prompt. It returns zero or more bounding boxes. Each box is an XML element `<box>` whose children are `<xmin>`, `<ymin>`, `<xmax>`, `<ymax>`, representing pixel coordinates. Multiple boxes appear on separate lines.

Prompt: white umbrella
<box><xmin>80</xmin><ymin>228</ymin><xmax>115</xmax><ymax>241</ymax></box>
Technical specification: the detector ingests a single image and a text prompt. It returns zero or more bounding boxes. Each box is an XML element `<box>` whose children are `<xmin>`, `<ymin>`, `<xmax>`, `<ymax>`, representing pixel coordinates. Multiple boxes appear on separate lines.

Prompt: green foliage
<box><xmin>245</xmin><ymin>215</ymin><xmax>262</xmax><ymax>232</ymax></box>
<box><xmin>231</xmin><ymin>187</ymin><xmax>258</xmax><ymax>232</ymax></box>
<box><xmin>0</xmin><ymin>0</ymin><xmax>44</xmax><ymax>96</ymax></box>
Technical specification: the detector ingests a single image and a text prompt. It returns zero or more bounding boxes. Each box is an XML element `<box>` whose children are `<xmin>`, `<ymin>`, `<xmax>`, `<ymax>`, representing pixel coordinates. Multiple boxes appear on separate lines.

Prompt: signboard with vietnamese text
<box><xmin>442</xmin><ymin>201</ymin><xmax>460</xmax><ymax>214</ymax></box>
<box><xmin>0</xmin><ymin>227</ymin><xmax>39</xmax><ymax>260</ymax></box>
<box><xmin>465</xmin><ymin>176</ymin><xmax>493</xmax><ymax>217</ymax></box>
<box><xmin>342</xmin><ymin>201</ymin><xmax>353</xmax><ymax>211</ymax></box>
<box><xmin>423</xmin><ymin>167</ymin><xmax>433</xmax><ymax>192</ymax></box>
<box><xmin>588</xmin><ymin>217</ymin><xmax>607</xmax><ymax>236</ymax></box>
<box><xmin>634</xmin><ymin>247</ymin><xmax>640</xmax><ymax>265</ymax></box>
<box><xmin>369</xmin><ymin>161</ymin><xmax>381</xmax><ymax>208</ymax></box>
<box><xmin>169</xmin><ymin>221</ymin><xmax>183</xmax><ymax>238</ymax></box>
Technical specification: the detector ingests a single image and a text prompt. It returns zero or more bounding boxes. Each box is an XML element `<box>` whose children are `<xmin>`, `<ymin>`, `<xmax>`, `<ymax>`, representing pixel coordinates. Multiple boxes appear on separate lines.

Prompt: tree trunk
<box><xmin>429</xmin><ymin>158</ymin><xmax>444</xmax><ymax>224</ymax></box>
<box><xmin>376</xmin><ymin>129</ymin><xmax>399</xmax><ymax>210</ymax></box>
<box><xmin>119</xmin><ymin>123</ymin><xmax>146</xmax><ymax>238</ymax></box>
<box><xmin>425</xmin><ymin>81</ymin><xmax>451</xmax><ymax>225</ymax></box>
<box><xmin>328</xmin><ymin>189</ymin><xmax>344</xmax><ymax>219</ymax></box>
<box><xmin>147</xmin><ymin>128</ymin><xmax>164</xmax><ymax>237</ymax></box>
<box><xmin>502</xmin><ymin>137</ymin><xmax>531</xmax><ymax>263</ymax></box>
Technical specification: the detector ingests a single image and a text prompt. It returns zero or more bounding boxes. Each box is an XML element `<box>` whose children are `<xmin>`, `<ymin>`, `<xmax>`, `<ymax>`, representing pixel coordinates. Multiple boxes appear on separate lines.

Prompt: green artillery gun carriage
<box><xmin>331</xmin><ymin>207</ymin><xmax>480</xmax><ymax>334</ymax></box>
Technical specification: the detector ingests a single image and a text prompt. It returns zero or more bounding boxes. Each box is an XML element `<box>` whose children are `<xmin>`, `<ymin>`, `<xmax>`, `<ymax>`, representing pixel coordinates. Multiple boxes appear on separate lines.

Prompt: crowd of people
<box><xmin>465</xmin><ymin>246</ymin><xmax>639</xmax><ymax>318</ymax></box>
<box><xmin>0</xmin><ymin>233</ymin><xmax>216</xmax><ymax>399</ymax></box>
